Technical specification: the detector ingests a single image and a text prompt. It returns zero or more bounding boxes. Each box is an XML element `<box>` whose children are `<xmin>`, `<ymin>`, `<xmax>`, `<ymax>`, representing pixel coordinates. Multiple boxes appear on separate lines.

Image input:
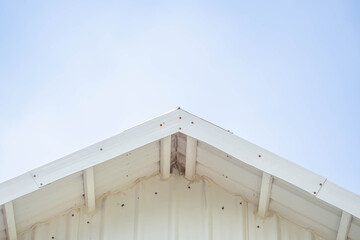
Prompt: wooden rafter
<box><xmin>4</xmin><ymin>201</ymin><xmax>17</xmax><ymax>240</ymax></box>
<box><xmin>83</xmin><ymin>167</ymin><xmax>96</xmax><ymax>212</ymax></box>
<box><xmin>336</xmin><ymin>211</ymin><xmax>352</xmax><ymax>240</ymax></box>
<box><xmin>160</xmin><ymin>136</ymin><xmax>171</xmax><ymax>179</ymax></box>
<box><xmin>257</xmin><ymin>172</ymin><xmax>273</xmax><ymax>218</ymax></box>
<box><xmin>185</xmin><ymin>136</ymin><xmax>197</xmax><ymax>180</ymax></box>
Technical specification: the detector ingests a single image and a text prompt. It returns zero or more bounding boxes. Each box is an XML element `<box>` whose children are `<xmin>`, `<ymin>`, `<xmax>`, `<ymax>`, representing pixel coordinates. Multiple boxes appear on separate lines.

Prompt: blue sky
<box><xmin>1</xmin><ymin>1</ymin><xmax>359</xmax><ymax>194</ymax></box>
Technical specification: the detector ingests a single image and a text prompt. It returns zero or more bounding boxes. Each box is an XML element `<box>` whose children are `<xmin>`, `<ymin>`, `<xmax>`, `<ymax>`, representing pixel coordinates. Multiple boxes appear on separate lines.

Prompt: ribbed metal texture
<box><xmin>18</xmin><ymin>174</ymin><xmax>324</xmax><ymax>240</ymax></box>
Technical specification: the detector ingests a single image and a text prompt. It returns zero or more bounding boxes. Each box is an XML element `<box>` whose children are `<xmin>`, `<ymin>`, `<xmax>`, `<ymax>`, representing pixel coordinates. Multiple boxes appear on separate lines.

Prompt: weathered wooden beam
<box><xmin>185</xmin><ymin>136</ymin><xmax>197</xmax><ymax>180</ymax></box>
<box><xmin>4</xmin><ymin>201</ymin><xmax>17</xmax><ymax>240</ymax></box>
<box><xmin>257</xmin><ymin>172</ymin><xmax>273</xmax><ymax>218</ymax></box>
<box><xmin>336</xmin><ymin>211</ymin><xmax>352</xmax><ymax>240</ymax></box>
<box><xmin>160</xmin><ymin>136</ymin><xmax>171</xmax><ymax>179</ymax></box>
<box><xmin>83</xmin><ymin>167</ymin><xmax>96</xmax><ymax>212</ymax></box>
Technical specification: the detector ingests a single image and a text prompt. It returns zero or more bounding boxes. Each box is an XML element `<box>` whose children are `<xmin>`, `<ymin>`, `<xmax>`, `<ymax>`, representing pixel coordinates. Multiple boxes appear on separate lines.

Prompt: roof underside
<box><xmin>0</xmin><ymin>109</ymin><xmax>359</xmax><ymax>240</ymax></box>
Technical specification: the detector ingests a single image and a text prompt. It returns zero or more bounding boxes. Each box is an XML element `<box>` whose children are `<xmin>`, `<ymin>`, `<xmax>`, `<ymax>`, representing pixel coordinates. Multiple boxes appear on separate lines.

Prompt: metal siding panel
<box><xmin>196</xmin><ymin>163</ymin><xmax>260</xmax><ymax>204</ymax></box>
<box><xmin>0</xmin><ymin>206</ymin><xmax>5</xmax><ymax>233</ymax></box>
<box><xmin>197</xmin><ymin>142</ymin><xmax>262</xmax><ymax>194</ymax></box>
<box><xmin>271</xmin><ymin>180</ymin><xmax>340</xmax><ymax>231</ymax></box>
<box><xmin>348</xmin><ymin>217</ymin><xmax>360</xmax><ymax>240</ymax></box>
<box><xmin>14</xmin><ymin>172</ymin><xmax>84</xmax><ymax>233</ymax></box>
<box><xmin>269</xmin><ymin>200</ymin><xmax>337</xmax><ymax>239</ymax></box>
<box><xmin>18</xmin><ymin>175</ymin><xmax>324</xmax><ymax>240</ymax></box>
<box><xmin>94</xmin><ymin>142</ymin><xmax>160</xmax><ymax>198</ymax></box>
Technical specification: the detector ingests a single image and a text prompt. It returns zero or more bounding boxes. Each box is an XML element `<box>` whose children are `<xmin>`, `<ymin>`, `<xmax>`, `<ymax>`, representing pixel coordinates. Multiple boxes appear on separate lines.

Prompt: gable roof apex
<box><xmin>1</xmin><ymin>108</ymin><xmax>359</xmax><ymax>221</ymax></box>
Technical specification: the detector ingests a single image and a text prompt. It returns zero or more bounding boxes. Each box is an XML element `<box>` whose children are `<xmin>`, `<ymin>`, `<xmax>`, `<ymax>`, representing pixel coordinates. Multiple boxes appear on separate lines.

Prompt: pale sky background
<box><xmin>0</xmin><ymin>1</ymin><xmax>359</xmax><ymax>194</ymax></box>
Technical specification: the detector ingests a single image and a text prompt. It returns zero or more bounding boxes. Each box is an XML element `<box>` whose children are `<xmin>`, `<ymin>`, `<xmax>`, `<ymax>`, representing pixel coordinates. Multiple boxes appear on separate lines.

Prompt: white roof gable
<box><xmin>0</xmin><ymin>108</ymin><xmax>359</xmax><ymax>239</ymax></box>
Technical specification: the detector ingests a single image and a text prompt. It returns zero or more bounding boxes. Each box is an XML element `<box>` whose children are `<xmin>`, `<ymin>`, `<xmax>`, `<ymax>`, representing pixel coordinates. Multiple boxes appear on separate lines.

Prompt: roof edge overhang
<box><xmin>1</xmin><ymin>108</ymin><xmax>359</xmax><ymax>220</ymax></box>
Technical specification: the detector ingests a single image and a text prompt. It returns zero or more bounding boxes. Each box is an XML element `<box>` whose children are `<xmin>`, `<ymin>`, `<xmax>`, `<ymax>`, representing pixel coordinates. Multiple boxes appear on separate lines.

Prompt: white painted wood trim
<box><xmin>317</xmin><ymin>180</ymin><xmax>360</xmax><ymax>220</ymax></box>
<box><xmin>179</xmin><ymin>110</ymin><xmax>326</xmax><ymax>196</ymax></box>
<box><xmin>160</xmin><ymin>136</ymin><xmax>171</xmax><ymax>179</ymax></box>
<box><xmin>336</xmin><ymin>211</ymin><xmax>352</xmax><ymax>240</ymax></box>
<box><xmin>1</xmin><ymin>108</ymin><xmax>360</xmax><ymax>220</ymax></box>
<box><xmin>185</xmin><ymin>136</ymin><xmax>197</xmax><ymax>180</ymax></box>
<box><xmin>4</xmin><ymin>201</ymin><xmax>17</xmax><ymax>240</ymax></box>
<box><xmin>257</xmin><ymin>172</ymin><xmax>273</xmax><ymax>218</ymax></box>
<box><xmin>0</xmin><ymin>109</ymin><xmax>180</xmax><ymax>205</ymax></box>
<box><xmin>83</xmin><ymin>167</ymin><xmax>96</xmax><ymax>212</ymax></box>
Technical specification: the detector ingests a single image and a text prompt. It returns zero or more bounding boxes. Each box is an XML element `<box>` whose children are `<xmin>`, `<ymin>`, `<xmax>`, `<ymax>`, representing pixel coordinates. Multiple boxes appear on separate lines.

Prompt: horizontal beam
<box><xmin>160</xmin><ymin>136</ymin><xmax>171</xmax><ymax>179</ymax></box>
<box><xmin>83</xmin><ymin>167</ymin><xmax>96</xmax><ymax>212</ymax></box>
<box><xmin>4</xmin><ymin>201</ymin><xmax>17</xmax><ymax>240</ymax></box>
<box><xmin>336</xmin><ymin>211</ymin><xmax>352</xmax><ymax>240</ymax></box>
<box><xmin>185</xmin><ymin>136</ymin><xmax>197</xmax><ymax>180</ymax></box>
<box><xmin>257</xmin><ymin>172</ymin><xmax>273</xmax><ymax>218</ymax></box>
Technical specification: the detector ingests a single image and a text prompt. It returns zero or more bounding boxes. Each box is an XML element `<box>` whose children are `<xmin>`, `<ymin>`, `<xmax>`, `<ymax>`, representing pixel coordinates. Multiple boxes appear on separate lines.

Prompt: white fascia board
<box><xmin>30</xmin><ymin>109</ymin><xmax>180</xmax><ymax>187</ymax></box>
<box><xmin>317</xmin><ymin>180</ymin><xmax>360</xmax><ymax>219</ymax></box>
<box><xmin>0</xmin><ymin>109</ymin><xmax>181</xmax><ymax>205</ymax></box>
<box><xmin>179</xmin><ymin>110</ymin><xmax>326</xmax><ymax>196</ymax></box>
<box><xmin>178</xmin><ymin>110</ymin><xmax>360</xmax><ymax>218</ymax></box>
<box><xmin>0</xmin><ymin>173</ymin><xmax>38</xmax><ymax>206</ymax></box>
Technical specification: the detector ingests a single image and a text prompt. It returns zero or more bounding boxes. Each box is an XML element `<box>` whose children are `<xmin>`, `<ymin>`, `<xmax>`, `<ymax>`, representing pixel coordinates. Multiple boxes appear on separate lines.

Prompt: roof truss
<box><xmin>0</xmin><ymin>108</ymin><xmax>359</xmax><ymax>231</ymax></box>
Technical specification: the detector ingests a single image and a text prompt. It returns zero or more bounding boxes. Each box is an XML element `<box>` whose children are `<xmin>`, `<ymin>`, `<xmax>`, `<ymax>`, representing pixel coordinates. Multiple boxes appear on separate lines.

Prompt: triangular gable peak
<box><xmin>0</xmin><ymin>108</ymin><xmax>359</xmax><ymax>240</ymax></box>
